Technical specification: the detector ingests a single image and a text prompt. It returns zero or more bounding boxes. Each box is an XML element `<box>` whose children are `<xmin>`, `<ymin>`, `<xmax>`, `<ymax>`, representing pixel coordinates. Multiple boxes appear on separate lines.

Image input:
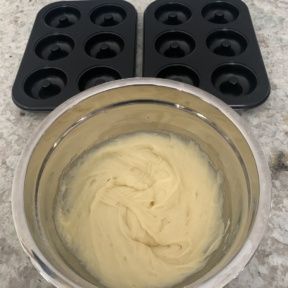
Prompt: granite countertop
<box><xmin>0</xmin><ymin>0</ymin><xmax>287</xmax><ymax>287</ymax></box>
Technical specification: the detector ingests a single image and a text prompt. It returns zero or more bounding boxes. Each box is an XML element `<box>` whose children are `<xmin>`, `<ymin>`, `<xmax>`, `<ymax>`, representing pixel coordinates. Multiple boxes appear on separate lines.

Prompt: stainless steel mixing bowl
<box><xmin>12</xmin><ymin>78</ymin><xmax>271</xmax><ymax>288</ymax></box>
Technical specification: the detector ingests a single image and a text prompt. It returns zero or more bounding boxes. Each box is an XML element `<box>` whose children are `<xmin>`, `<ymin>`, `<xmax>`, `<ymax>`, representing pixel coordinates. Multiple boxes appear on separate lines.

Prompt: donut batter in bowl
<box><xmin>55</xmin><ymin>132</ymin><xmax>224</xmax><ymax>288</ymax></box>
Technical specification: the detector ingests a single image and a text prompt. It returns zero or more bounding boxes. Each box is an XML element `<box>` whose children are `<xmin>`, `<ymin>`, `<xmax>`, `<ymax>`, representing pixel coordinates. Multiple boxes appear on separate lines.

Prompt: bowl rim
<box><xmin>12</xmin><ymin>77</ymin><xmax>271</xmax><ymax>288</ymax></box>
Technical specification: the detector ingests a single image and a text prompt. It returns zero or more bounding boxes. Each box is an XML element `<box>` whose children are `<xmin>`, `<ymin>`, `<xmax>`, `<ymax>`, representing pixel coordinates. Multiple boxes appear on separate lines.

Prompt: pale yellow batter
<box><xmin>55</xmin><ymin>133</ymin><xmax>224</xmax><ymax>288</ymax></box>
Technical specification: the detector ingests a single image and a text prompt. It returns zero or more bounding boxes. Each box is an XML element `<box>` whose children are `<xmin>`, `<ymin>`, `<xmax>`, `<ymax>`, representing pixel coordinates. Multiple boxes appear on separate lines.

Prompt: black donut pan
<box><xmin>143</xmin><ymin>0</ymin><xmax>270</xmax><ymax>109</ymax></box>
<box><xmin>12</xmin><ymin>0</ymin><xmax>137</xmax><ymax>110</ymax></box>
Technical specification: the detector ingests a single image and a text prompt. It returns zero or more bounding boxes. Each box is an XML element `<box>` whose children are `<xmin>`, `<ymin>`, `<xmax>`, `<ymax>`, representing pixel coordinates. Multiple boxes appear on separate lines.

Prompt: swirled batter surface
<box><xmin>55</xmin><ymin>133</ymin><xmax>224</xmax><ymax>288</ymax></box>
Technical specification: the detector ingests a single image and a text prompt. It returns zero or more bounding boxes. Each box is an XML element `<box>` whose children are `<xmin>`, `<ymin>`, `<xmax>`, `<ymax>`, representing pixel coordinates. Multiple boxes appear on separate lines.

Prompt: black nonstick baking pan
<box><xmin>143</xmin><ymin>0</ymin><xmax>270</xmax><ymax>109</ymax></box>
<box><xmin>12</xmin><ymin>0</ymin><xmax>137</xmax><ymax>111</ymax></box>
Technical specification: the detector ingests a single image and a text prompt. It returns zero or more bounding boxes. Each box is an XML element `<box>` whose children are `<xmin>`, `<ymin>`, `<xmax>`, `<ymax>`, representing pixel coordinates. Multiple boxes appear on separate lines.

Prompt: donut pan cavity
<box><xmin>12</xmin><ymin>0</ymin><xmax>137</xmax><ymax>110</ymax></box>
<box><xmin>143</xmin><ymin>0</ymin><xmax>270</xmax><ymax>109</ymax></box>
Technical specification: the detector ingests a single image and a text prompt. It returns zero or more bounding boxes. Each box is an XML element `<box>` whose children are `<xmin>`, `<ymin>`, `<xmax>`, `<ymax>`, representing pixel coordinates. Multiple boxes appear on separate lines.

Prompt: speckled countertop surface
<box><xmin>0</xmin><ymin>0</ymin><xmax>288</xmax><ymax>287</ymax></box>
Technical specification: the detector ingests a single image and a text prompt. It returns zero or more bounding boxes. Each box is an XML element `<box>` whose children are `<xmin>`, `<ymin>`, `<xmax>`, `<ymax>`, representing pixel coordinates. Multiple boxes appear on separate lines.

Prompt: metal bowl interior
<box><xmin>12</xmin><ymin>78</ymin><xmax>270</xmax><ymax>288</ymax></box>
